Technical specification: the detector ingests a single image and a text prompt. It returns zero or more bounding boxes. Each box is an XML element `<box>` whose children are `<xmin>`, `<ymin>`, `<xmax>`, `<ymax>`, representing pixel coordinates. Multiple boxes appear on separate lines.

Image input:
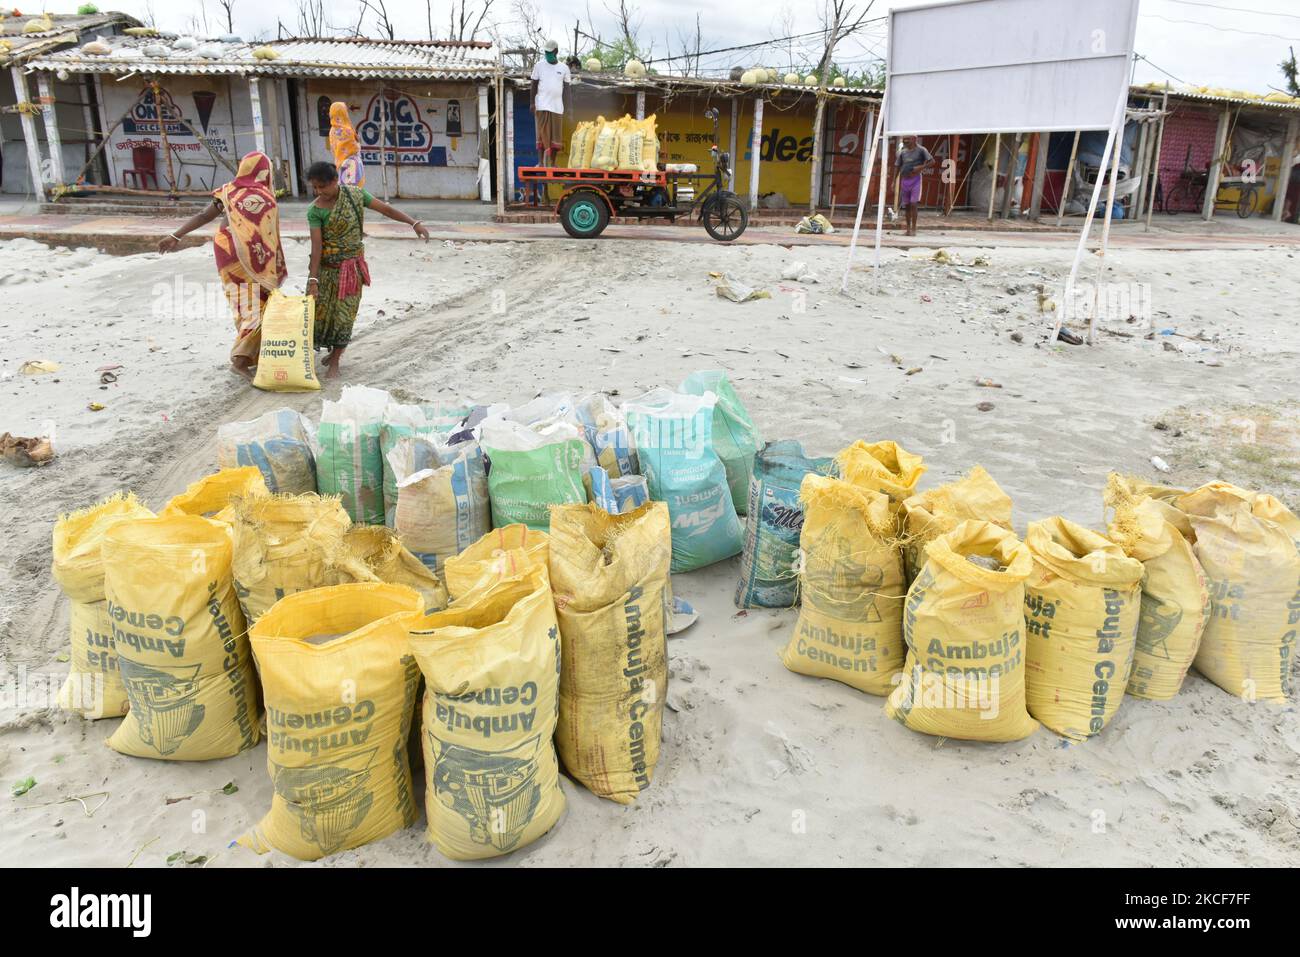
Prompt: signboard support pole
<box><xmin>871</xmin><ymin>134</ymin><xmax>889</xmax><ymax>292</ymax></box>
<box><xmin>986</xmin><ymin>133</ymin><xmax>999</xmax><ymax>221</ymax></box>
<box><xmin>1146</xmin><ymin>86</ymin><xmax>1169</xmax><ymax>229</ymax></box>
<box><xmin>839</xmin><ymin>90</ymin><xmax>885</xmax><ymax>292</ymax></box>
<box><xmin>1056</xmin><ymin>131</ymin><xmax>1080</xmax><ymax>226</ymax></box>
<box><xmin>153</xmin><ymin>81</ymin><xmax>178</xmax><ymax>195</ymax></box>
<box><xmin>748</xmin><ymin>96</ymin><xmax>763</xmax><ymax>212</ymax></box>
<box><xmin>35</xmin><ymin>74</ymin><xmax>66</xmax><ymax>189</ymax></box>
<box><xmin>11</xmin><ymin>67</ymin><xmax>47</xmax><ymax>202</ymax></box>
<box><xmin>478</xmin><ymin>84</ymin><xmax>492</xmax><ymax>202</ymax></box>
<box><xmin>248</xmin><ymin>77</ymin><xmax>266</xmax><ymax>155</ymax></box>
<box><xmin>1050</xmin><ymin>80</ymin><xmax>1128</xmax><ymax>345</ymax></box>
<box><xmin>728</xmin><ymin>97</ymin><xmax>738</xmax><ymax>193</ymax></box>
<box><xmin>377</xmin><ymin>84</ymin><xmax>391</xmax><ymax>202</ymax></box>
<box><xmin>1273</xmin><ymin>115</ymin><xmax>1297</xmax><ymax>223</ymax></box>
<box><xmin>1090</xmin><ymin>114</ymin><xmax>1125</xmax><ymax>344</ymax></box>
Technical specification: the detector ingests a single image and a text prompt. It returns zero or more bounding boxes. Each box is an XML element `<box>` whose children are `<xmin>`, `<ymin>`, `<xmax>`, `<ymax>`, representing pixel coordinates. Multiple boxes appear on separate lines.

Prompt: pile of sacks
<box><xmin>50</xmin><ymin>371</ymin><xmax>759</xmax><ymax>862</ymax></box>
<box><xmin>567</xmin><ymin>114</ymin><xmax>659</xmax><ymax>172</ymax></box>
<box><xmin>755</xmin><ymin>441</ymin><xmax>1299</xmax><ymax>742</ymax></box>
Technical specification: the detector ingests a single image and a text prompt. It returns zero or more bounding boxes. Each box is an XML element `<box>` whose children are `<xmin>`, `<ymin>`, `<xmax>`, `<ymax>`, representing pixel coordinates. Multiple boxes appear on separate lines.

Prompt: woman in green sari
<box><xmin>305</xmin><ymin>161</ymin><xmax>430</xmax><ymax>378</ymax></box>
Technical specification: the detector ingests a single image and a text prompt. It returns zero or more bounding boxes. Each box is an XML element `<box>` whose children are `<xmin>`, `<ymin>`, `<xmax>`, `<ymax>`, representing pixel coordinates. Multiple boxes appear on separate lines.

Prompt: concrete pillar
<box><xmin>1273</xmin><ymin>116</ymin><xmax>1297</xmax><ymax>222</ymax></box>
<box><xmin>248</xmin><ymin>77</ymin><xmax>266</xmax><ymax>154</ymax></box>
<box><xmin>1203</xmin><ymin>106</ymin><xmax>1230</xmax><ymax>221</ymax></box>
<box><xmin>478</xmin><ymin>83</ymin><xmax>491</xmax><ymax>202</ymax></box>
<box><xmin>748</xmin><ymin>96</ymin><xmax>763</xmax><ymax>210</ymax></box>
<box><xmin>728</xmin><ymin>97</ymin><xmax>738</xmax><ymax>193</ymax></box>
<box><xmin>10</xmin><ymin>67</ymin><xmax>46</xmax><ymax>202</ymax></box>
<box><xmin>34</xmin><ymin>73</ymin><xmax>65</xmax><ymax>190</ymax></box>
<box><xmin>505</xmin><ymin>83</ymin><xmax>516</xmax><ymax>205</ymax></box>
<box><xmin>635</xmin><ymin>90</ymin><xmax>645</xmax><ymax>121</ymax></box>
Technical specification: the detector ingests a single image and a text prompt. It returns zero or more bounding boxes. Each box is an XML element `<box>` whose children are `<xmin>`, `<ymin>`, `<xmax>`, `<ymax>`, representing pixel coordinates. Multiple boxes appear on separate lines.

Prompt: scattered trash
<box><xmin>99</xmin><ymin>371</ymin><xmax>118</xmax><ymax>385</ymax></box>
<box><xmin>20</xmin><ymin>360</ymin><xmax>60</xmax><ymax>375</ymax></box>
<box><xmin>920</xmin><ymin>294</ymin><xmax>932</xmax><ymax>303</ymax></box>
<box><xmin>1151</xmin><ymin>456</ymin><xmax>1171</xmax><ymax>473</ymax></box>
<box><xmin>976</xmin><ymin>401</ymin><xmax>995</xmax><ymax>412</ymax></box>
<box><xmin>931</xmin><ymin>249</ymin><xmax>953</xmax><ymax>264</ymax></box>
<box><xmin>794</xmin><ymin>213</ymin><xmax>835</xmax><ymax>234</ymax></box>
<box><xmin>975</xmin><ymin>378</ymin><xmax>1002</xmax><ymax>388</ymax></box>
<box><xmin>667</xmin><ymin>595</ymin><xmax>698</xmax><ymax>635</ymax></box>
<box><xmin>714</xmin><ymin>274</ymin><xmax>771</xmax><ymax>303</ymax></box>
<box><xmin>1</xmin><ymin>432</ymin><xmax>54</xmax><ymax>467</ymax></box>
<box><xmin>905</xmin><ymin>367</ymin><xmax>923</xmax><ymax>376</ymax></box>
<box><xmin>781</xmin><ymin>261</ymin><xmax>809</xmax><ymax>281</ymax></box>
<box><xmin>87</xmin><ymin>402</ymin><xmax>105</xmax><ymax>411</ymax></box>
<box><xmin>1057</xmin><ymin>329</ymin><xmax>1084</xmax><ymax>345</ymax></box>
<box><xmin>1010</xmin><ymin>331</ymin><xmax>1024</xmax><ymax>343</ymax></box>
<box><xmin>11</xmin><ymin>777</ymin><xmax>36</xmax><ymax>797</ymax></box>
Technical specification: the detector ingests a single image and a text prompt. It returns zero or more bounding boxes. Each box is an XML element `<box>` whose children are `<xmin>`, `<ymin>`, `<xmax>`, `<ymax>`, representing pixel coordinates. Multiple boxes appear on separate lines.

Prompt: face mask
<box><xmin>545</xmin><ymin>51</ymin><xmax>558</xmax><ymax>64</ymax></box>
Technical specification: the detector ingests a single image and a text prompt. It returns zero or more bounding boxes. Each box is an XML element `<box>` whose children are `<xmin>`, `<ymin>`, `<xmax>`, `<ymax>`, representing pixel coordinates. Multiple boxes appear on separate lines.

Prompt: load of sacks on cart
<box><xmin>49</xmin><ymin>371</ymin><xmax>1299</xmax><ymax>863</ymax></box>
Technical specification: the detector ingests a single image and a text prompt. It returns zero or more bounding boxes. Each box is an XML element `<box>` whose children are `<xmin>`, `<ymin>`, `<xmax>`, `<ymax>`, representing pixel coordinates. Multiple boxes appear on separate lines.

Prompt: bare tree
<box><xmin>355</xmin><ymin>0</ymin><xmax>397</xmax><ymax>39</ymax></box>
<box><xmin>297</xmin><ymin>0</ymin><xmax>328</xmax><ymax>35</ymax></box>
<box><xmin>809</xmin><ymin>0</ymin><xmax>876</xmax><ymax>210</ymax></box>
<box><xmin>448</xmin><ymin>0</ymin><xmax>496</xmax><ymax>42</ymax></box>
<box><xmin>670</xmin><ymin>13</ymin><xmax>704</xmax><ymax>77</ymax></box>
<box><xmin>608</xmin><ymin>0</ymin><xmax>641</xmax><ymax>52</ymax></box>
<box><xmin>215</xmin><ymin>0</ymin><xmax>236</xmax><ymax>33</ymax></box>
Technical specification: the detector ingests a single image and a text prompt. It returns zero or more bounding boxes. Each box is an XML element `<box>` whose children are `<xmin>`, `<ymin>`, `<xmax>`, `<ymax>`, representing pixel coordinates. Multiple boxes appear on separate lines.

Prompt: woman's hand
<box><xmin>413</xmin><ymin>222</ymin><xmax>430</xmax><ymax>241</ymax></box>
<box><xmin>306</xmin><ymin>277</ymin><xmax>319</xmax><ymax>298</ymax></box>
<box><xmin>158</xmin><ymin>235</ymin><xmax>180</xmax><ymax>254</ymax></box>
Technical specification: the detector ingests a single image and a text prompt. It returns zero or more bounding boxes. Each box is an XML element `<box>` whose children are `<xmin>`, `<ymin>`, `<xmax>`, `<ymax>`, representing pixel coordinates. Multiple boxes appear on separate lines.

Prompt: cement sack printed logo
<box><xmin>118</xmin><ymin>658</ymin><xmax>205</xmax><ymax>756</ymax></box>
<box><xmin>431</xmin><ymin>736</ymin><xmax>545</xmax><ymax>853</ymax></box>
<box><xmin>357</xmin><ymin>92</ymin><xmax>446</xmax><ymax>167</ymax></box>
<box><xmin>274</xmin><ymin>751</ymin><xmax>378</xmax><ymax>857</ymax></box>
<box><xmin>1136</xmin><ymin>590</ymin><xmax>1183</xmax><ymax>659</ymax></box>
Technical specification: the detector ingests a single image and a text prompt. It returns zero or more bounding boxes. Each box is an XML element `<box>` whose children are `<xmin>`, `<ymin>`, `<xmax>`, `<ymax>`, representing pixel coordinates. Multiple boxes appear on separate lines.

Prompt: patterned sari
<box><xmin>314</xmin><ymin>184</ymin><xmax>370</xmax><ymax>349</ymax></box>
<box><xmin>212</xmin><ymin>152</ymin><xmax>287</xmax><ymax>362</ymax></box>
<box><xmin>328</xmin><ymin>101</ymin><xmax>366</xmax><ymax>188</ymax></box>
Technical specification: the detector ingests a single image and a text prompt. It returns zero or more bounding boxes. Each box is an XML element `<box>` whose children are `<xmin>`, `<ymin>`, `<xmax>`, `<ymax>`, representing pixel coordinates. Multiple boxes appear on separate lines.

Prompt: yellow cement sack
<box><xmin>566</xmin><ymin>121</ymin><xmax>591</xmax><ymax>167</ymax></box>
<box><xmin>781</xmin><ymin>475</ymin><xmax>906</xmax><ymax>695</ymax></box>
<box><xmin>340</xmin><ymin>525</ymin><xmax>449</xmax><ymax>615</ymax></box>
<box><xmin>1022</xmin><ymin>517</ymin><xmax>1143</xmax><ymax>740</ymax></box>
<box><xmin>580</xmin><ymin>115</ymin><xmax>604</xmax><ymax>167</ymax></box>
<box><xmin>103</xmin><ymin>516</ymin><xmax>260</xmax><ymax>760</ymax></box>
<box><xmin>408</xmin><ymin>566</ymin><xmax>565</xmax><ymax>860</ymax></box>
<box><xmin>590</xmin><ymin>120</ymin><xmax>621</xmax><ymax>171</ymax></box>
<box><xmin>1176</xmin><ymin>482</ymin><xmax>1300</xmax><ymax>703</ymax></box>
<box><xmin>443</xmin><ymin>524</ymin><xmax>549</xmax><ymax>602</ymax></box>
<box><xmin>253</xmin><ymin>291</ymin><xmax>319</xmax><ymax>392</ymax></box>
<box><xmin>885</xmin><ymin>520</ymin><xmax>1038</xmax><ymax>742</ymax></box>
<box><xmin>161</xmin><ymin>466</ymin><xmax>268</xmax><ymax>523</ymax></box>
<box><xmin>239</xmin><ymin>583</ymin><xmax>424</xmax><ymax>860</ymax></box>
<box><xmin>1105</xmin><ymin>474</ymin><xmax>1210</xmax><ymax>699</ymax></box>
<box><xmin>229</xmin><ymin>493</ymin><xmax>355</xmax><ymax>623</ymax></box>
<box><xmin>52</xmin><ymin>492</ymin><xmax>154</xmax><ymax>719</ymax></box>
<box><xmin>548</xmin><ymin>501</ymin><xmax>671</xmax><ymax>803</ymax></box>
<box><xmin>640</xmin><ymin>114</ymin><xmax>658</xmax><ymax>171</ymax></box>
<box><xmin>835</xmin><ymin>439</ymin><xmax>927</xmax><ymax>523</ymax></box>
<box><xmin>617</xmin><ymin>125</ymin><xmax>644</xmax><ymax>170</ymax></box>
<box><xmin>901</xmin><ymin>466</ymin><xmax>1013</xmax><ymax>585</ymax></box>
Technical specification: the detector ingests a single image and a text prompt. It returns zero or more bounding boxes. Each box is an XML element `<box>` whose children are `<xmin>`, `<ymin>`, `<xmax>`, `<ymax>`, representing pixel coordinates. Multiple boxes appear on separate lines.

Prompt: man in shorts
<box><xmin>531</xmin><ymin>41</ymin><xmax>570</xmax><ymax>170</ymax></box>
<box><xmin>897</xmin><ymin>135</ymin><xmax>937</xmax><ymax>237</ymax></box>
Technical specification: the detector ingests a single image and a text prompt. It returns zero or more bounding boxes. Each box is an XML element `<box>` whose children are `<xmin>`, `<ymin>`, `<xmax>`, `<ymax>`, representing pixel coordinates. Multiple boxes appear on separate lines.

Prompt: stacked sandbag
<box><xmin>590</xmin><ymin>118</ymin><xmax>622</xmax><ymax>170</ymax></box>
<box><xmin>103</xmin><ymin>515</ymin><xmax>260</xmax><ymax>760</ymax></box>
<box><xmin>736</xmin><ymin>441</ymin><xmax>832</xmax><ymax>608</ymax></box>
<box><xmin>379</xmin><ymin>400</ymin><xmax>471</xmax><ymax>526</ymax></box>
<box><xmin>781</xmin><ymin>475</ymin><xmax>906</xmax><ymax>694</ymax></box>
<box><xmin>885</xmin><ymin>521</ymin><xmax>1038</xmax><ymax>741</ymax></box>
<box><xmin>625</xmin><ymin>388</ymin><xmax>743</xmax><ymax>572</ymax></box>
<box><xmin>252</xmin><ymin>291</ymin><xmax>319</xmax><ymax>392</ymax></box>
<box><xmin>239</xmin><ymin>583</ymin><xmax>424</xmax><ymax>860</ymax></box>
<box><xmin>444</xmin><ymin>525</ymin><xmax>550</xmax><ymax>601</ymax></box>
<box><xmin>480</xmin><ymin>416</ymin><xmax>586</xmax><ymax>531</ymax></box>
<box><xmin>161</xmin><ymin>466</ymin><xmax>268</xmax><ymax>522</ymax></box>
<box><xmin>567</xmin><ymin>120</ymin><xmax>594</xmax><ymax>167</ymax></box>
<box><xmin>318</xmin><ymin>385</ymin><xmax>390</xmax><ymax>525</ymax></box>
<box><xmin>835</xmin><ymin>439</ymin><xmax>928</xmax><ymax>526</ymax></box>
<box><xmin>387</xmin><ymin>431</ymin><xmax>491</xmax><ymax>573</ymax></box>
<box><xmin>229</xmin><ymin>493</ymin><xmax>355</xmax><ymax>623</ymax></box>
<box><xmin>1105</xmin><ymin>473</ymin><xmax>1210</xmax><ymax>700</ymax></box>
<box><xmin>1022</xmin><ymin>517</ymin><xmax>1143</xmax><ymax>740</ymax></box>
<box><xmin>52</xmin><ymin>492</ymin><xmax>154</xmax><ymax>719</ymax></box>
<box><xmin>1176</xmin><ymin>482</ymin><xmax>1300</xmax><ymax>703</ymax></box>
<box><xmin>549</xmin><ymin>502</ymin><xmax>671</xmax><ymax>803</ymax></box>
<box><xmin>679</xmin><ymin>370</ymin><xmax>761</xmax><ymax>515</ymax></box>
<box><xmin>341</xmin><ymin>525</ymin><xmax>449</xmax><ymax>615</ymax></box>
<box><xmin>408</xmin><ymin>566</ymin><xmax>565</xmax><ymax>860</ymax></box>
<box><xmin>901</xmin><ymin>466</ymin><xmax>1013</xmax><ymax>585</ymax></box>
<box><xmin>217</xmin><ymin>409</ymin><xmax>318</xmax><ymax>495</ymax></box>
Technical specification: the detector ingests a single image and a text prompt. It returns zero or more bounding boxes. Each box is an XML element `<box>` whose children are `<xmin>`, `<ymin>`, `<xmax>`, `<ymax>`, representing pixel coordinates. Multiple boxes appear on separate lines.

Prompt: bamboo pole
<box><xmin>1056</xmin><ymin>131</ymin><xmax>1081</xmax><ymax>226</ymax></box>
<box><xmin>986</xmin><ymin>132</ymin><xmax>1000</xmax><ymax>221</ymax></box>
<box><xmin>153</xmin><ymin>81</ymin><xmax>178</xmax><ymax>194</ymax></box>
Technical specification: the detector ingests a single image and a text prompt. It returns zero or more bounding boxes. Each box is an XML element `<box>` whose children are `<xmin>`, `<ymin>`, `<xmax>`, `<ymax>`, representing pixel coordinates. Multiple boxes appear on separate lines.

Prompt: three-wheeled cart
<box><xmin>517</xmin><ymin>108</ymin><xmax>748</xmax><ymax>241</ymax></box>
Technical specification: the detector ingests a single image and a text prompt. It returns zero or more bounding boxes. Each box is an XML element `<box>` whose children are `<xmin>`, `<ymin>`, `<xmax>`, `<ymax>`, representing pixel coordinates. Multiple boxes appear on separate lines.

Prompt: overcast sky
<box><xmin>109</xmin><ymin>0</ymin><xmax>1300</xmax><ymax>95</ymax></box>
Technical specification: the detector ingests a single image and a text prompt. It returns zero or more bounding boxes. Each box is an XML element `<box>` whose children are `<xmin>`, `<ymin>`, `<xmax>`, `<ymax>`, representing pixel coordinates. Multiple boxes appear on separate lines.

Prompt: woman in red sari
<box><xmin>159</xmin><ymin>152</ymin><xmax>288</xmax><ymax>380</ymax></box>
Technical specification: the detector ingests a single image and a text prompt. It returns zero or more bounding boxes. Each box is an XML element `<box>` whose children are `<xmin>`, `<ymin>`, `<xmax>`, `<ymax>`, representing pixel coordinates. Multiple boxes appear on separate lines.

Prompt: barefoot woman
<box><xmin>159</xmin><ymin>151</ymin><xmax>286</xmax><ymax>380</ymax></box>
<box><xmin>305</xmin><ymin>161</ymin><xmax>429</xmax><ymax>378</ymax></box>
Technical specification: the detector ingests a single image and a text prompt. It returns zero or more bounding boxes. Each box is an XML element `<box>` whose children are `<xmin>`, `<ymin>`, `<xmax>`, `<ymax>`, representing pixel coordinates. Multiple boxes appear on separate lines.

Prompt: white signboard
<box><xmin>885</xmin><ymin>0</ymin><xmax>1139</xmax><ymax>136</ymax></box>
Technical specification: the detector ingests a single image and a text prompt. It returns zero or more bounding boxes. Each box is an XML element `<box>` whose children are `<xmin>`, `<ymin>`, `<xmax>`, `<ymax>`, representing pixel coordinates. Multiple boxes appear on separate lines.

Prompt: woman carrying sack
<box><xmin>304</xmin><ymin>161</ymin><xmax>430</xmax><ymax>379</ymax></box>
<box><xmin>158</xmin><ymin>151</ymin><xmax>288</xmax><ymax>381</ymax></box>
<box><xmin>327</xmin><ymin>101</ymin><xmax>367</xmax><ymax>188</ymax></box>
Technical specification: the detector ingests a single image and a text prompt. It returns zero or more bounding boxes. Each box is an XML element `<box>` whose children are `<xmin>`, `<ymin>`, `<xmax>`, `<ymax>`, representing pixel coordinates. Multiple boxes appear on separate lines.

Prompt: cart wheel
<box><xmin>702</xmin><ymin>195</ymin><xmax>747</xmax><ymax>241</ymax></box>
<box><xmin>559</xmin><ymin>192</ymin><xmax>609</xmax><ymax>238</ymax></box>
<box><xmin>1236</xmin><ymin>186</ymin><xmax>1259</xmax><ymax>219</ymax></box>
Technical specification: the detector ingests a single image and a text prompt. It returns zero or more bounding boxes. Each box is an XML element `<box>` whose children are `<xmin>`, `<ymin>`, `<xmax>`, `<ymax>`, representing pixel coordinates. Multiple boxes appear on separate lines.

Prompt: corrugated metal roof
<box><xmin>505</xmin><ymin>70</ymin><xmax>883</xmax><ymax>99</ymax></box>
<box><xmin>0</xmin><ymin>12</ymin><xmax>139</xmax><ymax>66</ymax></box>
<box><xmin>24</xmin><ymin>35</ymin><xmax>500</xmax><ymax>80</ymax></box>
<box><xmin>1157</xmin><ymin>88</ymin><xmax>1300</xmax><ymax>112</ymax></box>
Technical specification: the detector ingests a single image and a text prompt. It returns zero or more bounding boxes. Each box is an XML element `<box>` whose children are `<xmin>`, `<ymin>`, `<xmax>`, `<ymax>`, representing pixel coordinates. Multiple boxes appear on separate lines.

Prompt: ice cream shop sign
<box><xmin>357</xmin><ymin>91</ymin><xmax>447</xmax><ymax>167</ymax></box>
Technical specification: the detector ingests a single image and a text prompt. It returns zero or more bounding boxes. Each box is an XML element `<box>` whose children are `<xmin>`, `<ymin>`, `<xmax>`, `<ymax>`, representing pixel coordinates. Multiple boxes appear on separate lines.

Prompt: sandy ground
<box><xmin>2</xmin><ymin>228</ymin><xmax>1298</xmax><ymax>868</ymax></box>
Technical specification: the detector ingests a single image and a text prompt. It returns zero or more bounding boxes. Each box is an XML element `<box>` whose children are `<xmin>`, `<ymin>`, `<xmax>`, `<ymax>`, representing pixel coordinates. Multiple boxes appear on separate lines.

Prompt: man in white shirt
<box><xmin>530</xmin><ymin>39</ymin><xmax>570</xmax><ymax>169</ymax></box>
